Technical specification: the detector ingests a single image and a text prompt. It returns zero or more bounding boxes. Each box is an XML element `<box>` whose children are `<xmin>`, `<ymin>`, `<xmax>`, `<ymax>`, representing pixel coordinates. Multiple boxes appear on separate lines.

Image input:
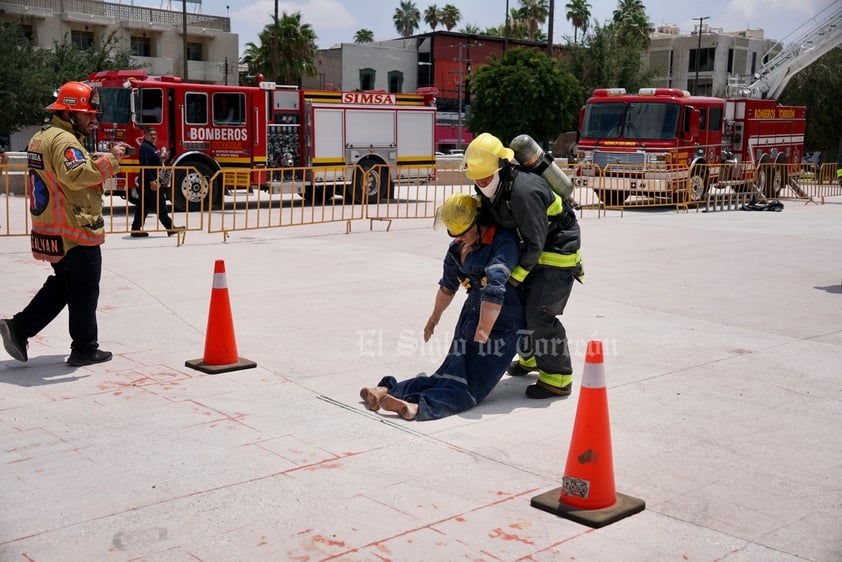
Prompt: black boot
<box><xmin>67</xmin><ymin>349</ymin><xmax>113</xmax><ymax>366</ymax></box>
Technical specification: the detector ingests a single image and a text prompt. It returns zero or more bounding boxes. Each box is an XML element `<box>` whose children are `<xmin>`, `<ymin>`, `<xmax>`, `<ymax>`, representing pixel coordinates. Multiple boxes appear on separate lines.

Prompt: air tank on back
<box><xmin>509</xmin><ymin>134</ymin><xmax>574</xmax><ymax>201</ymax></box>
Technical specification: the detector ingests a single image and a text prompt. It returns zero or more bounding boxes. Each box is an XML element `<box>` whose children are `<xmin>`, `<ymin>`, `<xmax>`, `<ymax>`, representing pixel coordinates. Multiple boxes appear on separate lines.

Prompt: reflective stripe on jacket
<box><xmin>27</xmin><ymin>116</ymin><xmax>119</xmax><ymax>262</ymax></box>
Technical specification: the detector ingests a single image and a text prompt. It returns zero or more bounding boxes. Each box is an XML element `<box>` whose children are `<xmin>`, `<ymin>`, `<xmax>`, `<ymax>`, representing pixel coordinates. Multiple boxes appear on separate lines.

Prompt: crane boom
<box><xmin>728</xmin><ymin>1</ymin><xmax>842</xmax><ymax>99</ymax></box>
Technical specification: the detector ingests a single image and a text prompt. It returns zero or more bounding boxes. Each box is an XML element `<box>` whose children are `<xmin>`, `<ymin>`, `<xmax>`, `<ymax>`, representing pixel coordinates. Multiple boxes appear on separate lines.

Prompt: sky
<box><xmin>147</xmin><ymin>0</ymin><xmax>840</xmax><ymax>57</ymax></box>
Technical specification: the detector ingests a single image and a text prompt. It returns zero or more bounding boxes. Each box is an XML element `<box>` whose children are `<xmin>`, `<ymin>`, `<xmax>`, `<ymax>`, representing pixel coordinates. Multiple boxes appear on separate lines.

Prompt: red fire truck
<box><xmin>576</xmin><ymin>87</ymin><xmax>806</xmax><ymax>204</ymax></box>
<box><xmin>86</xmin><ymin>70</ymin><xmax>437</xmax><ymax>211</ymax></box>
<box><xmin>268</xmin><ymin>85</ymin><xmax>437</xmax><ymax>203</ymax></box>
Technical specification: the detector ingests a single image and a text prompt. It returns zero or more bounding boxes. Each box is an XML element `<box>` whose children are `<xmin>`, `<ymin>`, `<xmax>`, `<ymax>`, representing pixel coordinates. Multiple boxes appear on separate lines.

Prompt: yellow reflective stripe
<box><xmin>546</xmin><ymin>192</ymin><xmax>563</xmax><ymax>217</ymax></box>
<box><xmin>538</xmin><ymin>372</ymin><xmax>574</xmax><ymax>388</ymax></box>
<box><xmin>512</xmin><ymin>249</ymin><xmax>581</xmax><ymax>282</ymax></box>
<box><xmin>518</xmin><ymin>355</ymin><xmax>537</xmax><ymax>368</ymax></box>
<box><xmin>537</xmin><ymin>249</ymin><xmax>581</xmax><ymax>268</ymax></box>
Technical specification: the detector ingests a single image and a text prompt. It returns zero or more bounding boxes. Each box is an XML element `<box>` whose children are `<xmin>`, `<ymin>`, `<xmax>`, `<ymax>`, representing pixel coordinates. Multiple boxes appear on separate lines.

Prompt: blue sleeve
<box><xmin>439</xmin><ymin>240</ymin><xmax>462</xmax><ymax>293</ymax></box>
<box><xmin>479</xmin><ymin>229</ymin><xmax>519</xmax><ymax>305</ymax></box>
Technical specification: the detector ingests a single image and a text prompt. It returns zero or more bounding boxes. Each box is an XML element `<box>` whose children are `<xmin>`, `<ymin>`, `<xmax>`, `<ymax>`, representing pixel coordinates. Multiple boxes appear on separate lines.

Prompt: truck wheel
<box><xmin>593</xmin><ymin>189</ymin><xmax>628</xmax><ymax>206</ymax></box>
<box><xmin>173</xmin><ymin>161</ymin><xmax>221</xmax><ymax>212</ymax></box>
<box><xmin>771</xmin><ymin>156</ymin><xmax>788</xmax><ymax>197</ymax></box>
<box><xmin>755</xmin><ymin>156</ymin><xmax>774</xmax><ymax>198</ymax></box>
<box><xmin>303</xmin><ymin>183</ymin><xmax>325</xmax><ymax>205</ymax></box>
<box><xmin>688</xmin><ymin>166</ymin><xmax>710</xmax><ymax>202</ymax></box>
<box><xmin>353</xmin><ymin>159</ymin><xmax>392</xmax><ymax>203</ymax></box>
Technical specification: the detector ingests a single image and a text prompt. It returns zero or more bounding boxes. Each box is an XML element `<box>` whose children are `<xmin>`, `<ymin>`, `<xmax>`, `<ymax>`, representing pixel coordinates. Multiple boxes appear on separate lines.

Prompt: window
<box><xmin>139</xmin><ymin>89</ymin><xmax>164</xmax><ymax>124</ymax></box>
<box><xmin>388</xmin><ymin>71</ymin><xmax>403</xmax><ymax>94</ymax></box>
<box><xmin>71</xmin><ymin>29</ymin><xmax>95</xmax><ymax>50</ymax></box>
<box><xmin>131</xmin><ymin>36</ymin><xmax>151</xmax><ymax>57</ymax></box>
<box><xmin>187</xmin><ymin>42</ymin><xmax>203</xmax><ymax>61</ymax></box>
<box><xmin>688</xmin><ymin>47</ymin><xmax>715</xmax><ymax>73</ymax></box>
<box><xmin>708</xmin><ymin>106</ymin><xmax>722</xmax><ymax>131</ymax></box>
<box><xmin>213</xmin><ymin>93</ymin><xmax>245</xmax><ymax>125</ymax></box>
<box><xmin>185</xmin><ymin>92</ymin><xmax>208</xmax><ymax>125</ymax></box>
<box><xmin>359</xmin><ymin>68</ymin><xmax>375</xmax><ymax>91</ymax></box>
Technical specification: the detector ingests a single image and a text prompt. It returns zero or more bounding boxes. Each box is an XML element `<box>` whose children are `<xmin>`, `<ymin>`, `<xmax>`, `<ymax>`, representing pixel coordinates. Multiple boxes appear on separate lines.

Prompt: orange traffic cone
<box><xmin>185</xmin><ymin>260</ymin><xmax>257</xmax><ymax>374</ymax></box>
<box><xmin>531</xmin><ymin>340</ymin><xmax>644</xmax><ymax>528</ymax></box>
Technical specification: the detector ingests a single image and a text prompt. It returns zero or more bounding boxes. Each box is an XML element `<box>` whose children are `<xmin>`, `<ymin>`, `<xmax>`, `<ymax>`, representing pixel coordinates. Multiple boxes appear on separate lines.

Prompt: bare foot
<box><xmin>359</xmin><ymin>386</ymin><xmax>387</xmax><ymax>411</ymax></box>
<box><xmin>380</xmin><ymin>394</ymin><xmax>419</xmax><ymax>420</ymax></box>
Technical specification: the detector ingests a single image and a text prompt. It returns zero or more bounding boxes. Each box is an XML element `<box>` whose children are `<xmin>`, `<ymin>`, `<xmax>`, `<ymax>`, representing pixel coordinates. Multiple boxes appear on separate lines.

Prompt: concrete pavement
<box><xmin>1</xmin><ymin>197</ymin><xmax>841</xmax><ymax>561</ymax></box>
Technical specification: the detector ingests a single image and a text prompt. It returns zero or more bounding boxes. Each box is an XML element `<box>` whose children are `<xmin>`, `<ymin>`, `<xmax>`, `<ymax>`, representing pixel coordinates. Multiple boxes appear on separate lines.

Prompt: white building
<box><xmin>0</xmin><ymin>0</ymin><xmax>238</xmax><ymax>85</ymax></box>
<box><xmin>645</xmin><ymin>23</ymin><xmax>776</xmax><ymax>97</ymax></box>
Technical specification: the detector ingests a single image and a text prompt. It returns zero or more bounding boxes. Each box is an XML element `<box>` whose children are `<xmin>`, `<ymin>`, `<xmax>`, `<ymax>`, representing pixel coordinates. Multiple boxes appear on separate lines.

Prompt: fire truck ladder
<box><xmin>727</xmin><ymin>1</ymin><xmax>842</xmax><ymax>99</ymax></box>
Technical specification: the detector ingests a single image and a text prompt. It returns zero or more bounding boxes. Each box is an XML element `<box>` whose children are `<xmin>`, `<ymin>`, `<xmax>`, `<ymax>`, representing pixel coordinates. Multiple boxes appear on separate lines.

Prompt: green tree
<box><xmin>393</xmin><ymin>1</ymin><xmax>421</xmax><ymax>37</ymax></box>
<box><xmin>423</xmin><ymin>5</ymin><xmax>440</xmax><ymax>31</ymax></box>
<box><xmin>561</xmin><ymin>19</ymin><xmax>654</xmax><ymax>93</ymax></box>
<box><xmin>241</xmin><ymin>12</ymin><xmax>317</xmax><ymax>86</ymax></box>
<box><xmin>518</xmin><ymin>0</ymin><xmax>549</xmax><ymax>41</ymax></box>
<box><xmin>354</xmin><ymin>29</ymin><xmax>374</xmax><ymax>43</ymax></box>
<box><xmin>565</xmin><ymin>0</ymin><xmax>591</xmax><ymax>45</ymax></box>
<box><xmin>506</xmin><ymin>7</ymin><xmax>531</xmax><ymax>40</ymax></box>
<box><xmin>611</xmin><ymin>0</ymin><xmax>652</xmax><ymax>49</ymax></box>
<box><xmin>0</xmin><ymin>23</ymin><xmax>137</xmax><ymax>137</ymax></box>
<box><xmin>779</xmin><ymin>48</ymin><xmax>842</xmax><ymax>163</ymax></box>
<box><xmin>465</xmin><ymin>47</ymin><xmax>582</xmax><ymax>147</ymax></box>
<box><xmin>440</xmin><ymin>4</ymin><xmax>462</xmax><ymax>31</ymax></box>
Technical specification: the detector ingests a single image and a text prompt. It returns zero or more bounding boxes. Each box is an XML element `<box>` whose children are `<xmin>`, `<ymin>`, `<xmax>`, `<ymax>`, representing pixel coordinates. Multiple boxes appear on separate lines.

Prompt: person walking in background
<box><xmin>0</xmin><ymin>81</ymin><xmax>126</xmax><ymax>366</ymax></box>
<box><xmin>359</xmin><ymin>193</ymin><xmax>525</xmax><ymax>421</ymax></box>
<box><xmin>462</xmin><ymin>133</ymin><xmax>583</xmax><ymax>399</ymax></box>
<box><xmin>130</xmin><ymin>127</ymin><xmax>182</xmax><ymax>237</ymax></box>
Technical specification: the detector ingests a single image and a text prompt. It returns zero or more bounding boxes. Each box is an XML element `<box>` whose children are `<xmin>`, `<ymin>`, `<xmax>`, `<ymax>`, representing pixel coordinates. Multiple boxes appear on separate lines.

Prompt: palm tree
<box><xmin>518</xmin><ymin>0</ymin><xmax>549</xmax><ymax>41</ymax></box>
<box><xmin>424</xmin><ymin>5</ymin><xmax>440</xmax><ymax>31</ymax></box>
<box><xmin>354</xmin><ymin>29</ymin><xmax>374</xmax><ymax>43</ymax></box>
<box><xmin>612</xmin><ymin>0</ymin><xmax>645</xmax><ymax>25</ymax></box>
<box><xmin>393</xmin><ymin>1</ymin><xmax>421</xmax><ymax>38</ymax></box>
<box><xmin>507</xmin><ymin>7</ymin><xmax>531</xmax><ymax>40</ymax></box>
<box><xmin>462</xmin><ymin>24</ymin><xmax>482</xmax><ymax>35</ymax></box>
<box><xmin>440</xmin><ymin>4</ymin><xmax>462</xmax><ymax>31</ymax></box>
<box><xmin>565</xmin><ymin>0</ymin><xmax>591</xmax><ymax>45</ymax></box>
<box><xmin>241</xmin><ymin>11</ymin><xmax>318</xmax><ymax>87</ymax></box>
<box><xmin>611</xmin><ymin>0</ymin><xmax>652</xmax><ymax>47</ymax></box>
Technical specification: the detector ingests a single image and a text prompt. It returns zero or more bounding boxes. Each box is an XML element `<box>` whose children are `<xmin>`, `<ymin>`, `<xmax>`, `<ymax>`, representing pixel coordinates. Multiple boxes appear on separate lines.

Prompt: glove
<box><xmin>575</xmin><ymin>260</ymin><xmax>585</xmax><ymax>284</ymax></box>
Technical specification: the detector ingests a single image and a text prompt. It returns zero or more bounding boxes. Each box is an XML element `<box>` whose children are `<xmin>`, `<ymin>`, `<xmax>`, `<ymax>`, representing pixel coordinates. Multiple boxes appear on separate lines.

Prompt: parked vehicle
<box><xmin>576</xmin><ymin>87</ymin><xmax>806</xmax><ymax>203</ymax></box>
<box><xmin>86</xmin><ymin>70</ymin><xmax>437</xmax><ymax>210</ymax></box>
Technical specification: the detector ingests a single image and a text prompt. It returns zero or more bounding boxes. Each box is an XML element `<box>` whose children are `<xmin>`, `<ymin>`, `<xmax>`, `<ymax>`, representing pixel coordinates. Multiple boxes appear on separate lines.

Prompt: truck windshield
<box><xmin>581</xmin><ymin>101</ymin><xmax>681</xmax><ymax>141</ymax></box>
<box><xmin>581</xmin><ymin>102</ymin><xmax>626</xmax><ymax>139</ymax></box>
<box><xmin>625</xmin><ymin>102</ymin><xmax>680</xmax><ymax>140</ymax></box>
<box><xmin>98</xmin><ymin>87</ymin><xmax>132</xmax><ymax>124</ymax></box>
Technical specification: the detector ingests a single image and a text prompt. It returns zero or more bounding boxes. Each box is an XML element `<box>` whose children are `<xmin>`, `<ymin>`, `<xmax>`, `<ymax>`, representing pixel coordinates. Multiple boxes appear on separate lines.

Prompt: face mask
<box><xmin>477</xmin><ymin>172</ymin><xmax>500</xmax><ymax>200</ymax></box>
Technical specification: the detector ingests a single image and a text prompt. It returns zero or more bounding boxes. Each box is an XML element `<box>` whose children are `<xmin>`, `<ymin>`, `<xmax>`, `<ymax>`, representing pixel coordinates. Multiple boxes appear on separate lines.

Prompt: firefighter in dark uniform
<box><xmin>463</xmin><ymin>133</ymin><xmax>583</xmax><ymax>399</ymax></box>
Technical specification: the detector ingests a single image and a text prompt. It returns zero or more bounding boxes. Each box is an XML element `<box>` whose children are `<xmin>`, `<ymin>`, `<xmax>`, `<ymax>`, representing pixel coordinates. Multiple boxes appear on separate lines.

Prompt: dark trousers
<box><xmin>131</xmin><ymin>188</ymin><xmax>173</xmax><ymax>231</ymax></box>
<box><xmin>520</xmin><ymin>267</ymin><xmax>576</xmax><ymax>375</ymax></box>
<box><xmin>14</xmin><ymin>245</ymin><xmax>102</xmax><ymax>353</ymax></box>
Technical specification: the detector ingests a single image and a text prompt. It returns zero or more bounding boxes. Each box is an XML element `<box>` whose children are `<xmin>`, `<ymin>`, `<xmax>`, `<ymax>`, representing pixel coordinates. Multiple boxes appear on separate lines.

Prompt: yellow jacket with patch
<box><xmin>26</xmin><ymin>116</ymin><xmax>120</xmax><ymax>262</ymax></box>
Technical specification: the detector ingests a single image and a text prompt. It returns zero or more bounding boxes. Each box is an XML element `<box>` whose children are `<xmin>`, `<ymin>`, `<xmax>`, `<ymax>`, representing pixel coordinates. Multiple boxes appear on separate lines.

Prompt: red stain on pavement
<box><xmin>488</xmin><ymin>527</ymin><xmax>535</xmax><ymax>545</ymax></box>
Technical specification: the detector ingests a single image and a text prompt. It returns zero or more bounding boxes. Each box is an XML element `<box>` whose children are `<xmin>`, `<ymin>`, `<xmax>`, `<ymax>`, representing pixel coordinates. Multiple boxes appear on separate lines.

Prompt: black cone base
<box><xmin>185</xmin><ymin>356</ymin><xmax>257</xmax><ymax>374</ymax></box>
<box><xmin>531</xmin><ymin>488</ymin><xmax>645</xmax><ymax>528</ymax></box>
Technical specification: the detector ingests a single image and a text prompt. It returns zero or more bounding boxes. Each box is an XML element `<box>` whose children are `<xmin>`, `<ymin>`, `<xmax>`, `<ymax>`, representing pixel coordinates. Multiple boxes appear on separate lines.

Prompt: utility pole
<box><xmin>693</xmin><ymin>16</ymin><xmax>710</xmax><ymax>95</ymax></box>
<box><xmin>182</xmin><ymin>0</ymin><xmax>188</xmax><ymax>80</ymax></box>
<box><xmin>546</xmin><ymin>0</ymin><xmax>554</xmax><ymax>56</ymax></box>
<box><xmin>456</xmin><ymin>41</ymin><xmax>466</xmax><ymax>149</ymax></box>
<box><xmin>504</xmin><ymin>0</ymin><xmax>509</xmax><ymax>53</ymax></box>
<box><xmin>454</xmin><ymin>40</ymin><xmax>478</xmax><ymax>150</ymax></box>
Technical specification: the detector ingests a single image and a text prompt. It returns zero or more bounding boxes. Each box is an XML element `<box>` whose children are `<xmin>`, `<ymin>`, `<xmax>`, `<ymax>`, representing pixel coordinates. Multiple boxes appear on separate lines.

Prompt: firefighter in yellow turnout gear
<box><xmin>463</xmin><ymin>133</ymin><xmax>583</xmax><ymax>399</ymax></box>
<box><xmin>0</xmin><ymin>82</ymin><xmax>127</xmax><ymax>366</ymax></box>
